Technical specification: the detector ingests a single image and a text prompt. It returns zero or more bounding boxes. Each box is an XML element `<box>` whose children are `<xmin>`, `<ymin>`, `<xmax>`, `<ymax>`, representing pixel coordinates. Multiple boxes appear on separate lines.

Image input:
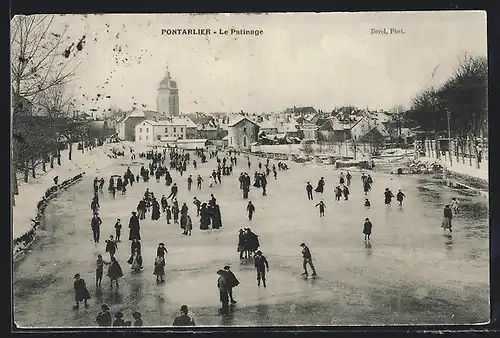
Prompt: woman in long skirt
<box><xmin>107</xmin><ymin>257</ymin><xmax>123</xmax><ymax>287</ymax></box>
<box><xmin>153</xmin><ymin>256</ymin><xmax>166</xmax><ymax>283</ymax></box>
<box><xmin>73</xmin><ymin>273</ymin><xmax>91</xmax><ymax>309</ymax></box>
<box><xmin>442</xmin><ymin>205</ymin><xmax>453</xmax><ymax>233</ymax></box>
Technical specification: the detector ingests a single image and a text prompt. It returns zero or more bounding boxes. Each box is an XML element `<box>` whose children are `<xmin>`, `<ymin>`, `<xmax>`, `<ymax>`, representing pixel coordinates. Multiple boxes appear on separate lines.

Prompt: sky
<box><xmin>24</xmin><ymin>11</ymin><xmax>487</xmax><ymax>115</ymax></box>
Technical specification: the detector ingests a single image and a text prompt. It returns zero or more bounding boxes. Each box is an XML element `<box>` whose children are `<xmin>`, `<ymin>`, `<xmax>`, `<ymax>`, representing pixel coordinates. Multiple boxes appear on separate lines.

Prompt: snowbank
<box><xmin>13</xmin><ymin>173</ymin><xmax>84</xmax><ymax>260</ymax></box>
<box><xmin>13</xmin><ymin>143</ymin><xmax>120</xmax><ymax>241</ymax></box>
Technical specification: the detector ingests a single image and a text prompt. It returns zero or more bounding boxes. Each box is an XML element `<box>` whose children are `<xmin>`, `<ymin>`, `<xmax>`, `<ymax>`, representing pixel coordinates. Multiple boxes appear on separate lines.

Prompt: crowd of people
<box><xmin>71</xmin><ymin>144</ymin><xmax>464</xmax><ymax>326</ymax></box>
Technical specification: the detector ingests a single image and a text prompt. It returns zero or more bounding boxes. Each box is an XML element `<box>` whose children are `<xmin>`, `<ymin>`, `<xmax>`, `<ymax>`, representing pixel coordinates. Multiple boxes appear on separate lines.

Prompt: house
<box><xmin>301</xmin><ymin>122</ymin><xmax>318</xmax><ymax>141</ymax></box>
<box><xmin>227</xmin><ymin>117</ymin><xmax>260</xmax><ymax>149</ymax></box>
<box><xmin>172</xmin><ymin>116</ymin><xmax>198</xmax><ymax>139</ymax></box>
<box><xmin>258</xmin><ymin>120</ymin><xmax>279</xmax><ymax>134</ymax></box>
<box><xmin>116</xmin><ymin>109</ymin><xmax>165</xmax><ymax>141</ymax></box>
<box><xmin>134</xmin><ymin>119</ymin><xmax>187</xmax><ymax>143</ymax></box>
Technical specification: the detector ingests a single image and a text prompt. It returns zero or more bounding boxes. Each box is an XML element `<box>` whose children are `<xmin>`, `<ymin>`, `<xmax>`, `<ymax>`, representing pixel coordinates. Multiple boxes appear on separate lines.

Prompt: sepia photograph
<box><xmin>11</xmin><ymin>12</ymin><xmax>488</xmax><ymax>328</ymax></box>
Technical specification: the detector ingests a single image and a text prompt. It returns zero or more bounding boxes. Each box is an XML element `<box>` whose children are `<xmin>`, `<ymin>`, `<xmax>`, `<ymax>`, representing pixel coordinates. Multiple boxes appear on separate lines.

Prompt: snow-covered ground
<box><xmin>12</xmin><ymin>143</ymin><xmax>134</xmax><ymax>240</ymax></box>
<box><xmin>13</xmin><ymin>150</ymin><xmax>489</xmax><ymax>327</ymax></box>
<box><xmin>440</xmin><ymin>157</ymin><xmax>488</xmax><ymax>182</ymax></box>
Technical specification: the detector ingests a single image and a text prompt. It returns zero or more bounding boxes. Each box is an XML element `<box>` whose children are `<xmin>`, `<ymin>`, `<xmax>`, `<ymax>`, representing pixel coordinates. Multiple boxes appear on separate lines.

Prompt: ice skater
<box><xmin>247</xmin><ymin>201</ymin><xmax>255</xmax><ymax>220</ymax></box>
<box><xmin>306</xmin><ymin>182</ymin><xmax>314</xmax><ymax>200</ymax></box>
<box><xmin>396</xmin><ymin>190</ymin><xmax>406</xmax><ymax>207</ymax></box>
<box><xmin>254</xmin><ymin>250</ymin><xmax>269</xmax><ymax>287</ymax></box>
<box><xmin>300</xmin><ymin>243</ymin><xmax>317</xmax><ymax>277</ymax></box>
<box><xmin>73</xmin><ymin>273</ymin><xmax>90</xmax><ymax>309</ymax></box>
<box><xmin>363</xmin><ymin>217</ymin><xmax>373</xmax><ymax>241</ymax></box>
<box><xmin>315</xmin><ymin>200</ymin><xmax>326</xmax><ymax>217</ymax></box>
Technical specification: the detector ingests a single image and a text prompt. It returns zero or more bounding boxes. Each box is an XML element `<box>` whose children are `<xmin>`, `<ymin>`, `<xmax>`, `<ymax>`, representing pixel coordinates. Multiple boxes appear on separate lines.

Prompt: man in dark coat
<box><xmin>306</xmin><ymin>182</ymin><xmax>313</xmax><ymax>200</ymax></box>
<box><xmin>223</xmin><ymin>265</ymin><xmax>239</xmax><ymax>304</ymax></box>
<box><xmin>245</xmin><ymin>228</ymin><xmax>260</xmax><ymax>256</ymax></box>
<box><xmin>217</xmin><ymin>270</ymin><xmax>229</xmax><ymax>314</ymax></box>
<box><xmin>172</xmin><ymin>305</ymin><xmax>195</xmax><ymax>326</ymax></box>
<box><xmin>91</xmin><ymin>213</ymin><xmax>102</xmax><ymax>243</ymax></box>
<box><xmin>246</xmin><ymin>201</ymin><xmax>255</xmax><ymax>220</ymax></box>
<box><xmin>254</xmin><ymin>250</ymin><xmax>269</xmax><ymax>287</ymax></box>
<box><xmin>129</xmin><ymin>211</ymin><xmax>141</xmax><ymax>240</ymax></box>
<box><xmin>300</xmin><ymin>243</ymin><xmax>317</xmax><ymax>277</ymax></box>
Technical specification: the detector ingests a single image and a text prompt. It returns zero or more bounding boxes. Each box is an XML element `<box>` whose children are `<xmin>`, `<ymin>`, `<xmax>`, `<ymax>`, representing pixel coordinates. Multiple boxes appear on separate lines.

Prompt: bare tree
<box><xmin>11</xmin><ymin>15</ymin><xmax>82</xmax><ymax>203</ymax></box>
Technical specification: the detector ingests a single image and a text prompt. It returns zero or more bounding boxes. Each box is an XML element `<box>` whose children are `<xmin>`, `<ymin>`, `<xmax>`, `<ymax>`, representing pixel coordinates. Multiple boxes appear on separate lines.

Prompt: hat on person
<box><xmin>101</xmin><ymin>304</ymin><xmax>110</xmax><ymax>311</ymax></box>
<box><xmin>223</xmin><ymin>265</ymin><xmax>230</xmax><ymax>270</ymax></box>
<box><xmin>256</xmin><ymin>250</ymin><xmax>262</xmax><ymax>255</ymax></box>
<box><xmin>132</xmin><ymin>211</ymin><xmax>137</xmax><ymax>215</ymax></box>
<box><xmin>159</xmin><ymin>243</ymin><xmax>164</xmax><ymax>246</ymax></box>
<box><xmin>74</xmin><ymin>273</ymin><xmax>80</xmax><ymax>278</ymax></box>
<box><xmin>180</xmin><ymin>305</ymin><xmax>188</xmax><ymax>313</ymax></box>
<box><xmin>300</xmin><ymin>243</ymin><xmax>305</xmax><ymax>247</ymax></box>
<box><xmin>365</xmin><ymin>218</ymin><xmax>369</xmax><ymax>221</ymax></box>
<box><xmin>115</xmin><ymin>311</ymin><xmax>123</xmax><ymax>318</ymax></box>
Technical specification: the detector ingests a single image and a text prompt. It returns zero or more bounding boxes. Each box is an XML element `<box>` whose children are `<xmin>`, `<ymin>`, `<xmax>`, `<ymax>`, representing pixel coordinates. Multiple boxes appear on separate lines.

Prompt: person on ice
<box><xmin>112</xmin><ymin>312</ymin><xmax>126</xmax><ymax>327</ymax></box>
<box><xmin>187</xmin><ymin>175</ymin><xmax>193</xmax><ymax>190</ymax></box>
<box><xmin>193</xmin><ymin>197</ymin><xmax>201</xmax><ymax>216</ymax></box>
<box><xmin>157</xmin><ymin>243</ymin><xmax>168</xmax><ymax>258</ymax></box>
<box><xmin>151</xmin><ymin>198</ymin><xmax>161</xmax><ymax>221</ymax></box>
<box><xmin>128</xmin><ymin>211</ymin><xmax>141</xmax><ymax>241</ymax></box>
<box><xmin>300</xmin><ymin>243</ymin><xmax>317</xmax><ymax>277</ymax></box>
<box><xmin>306</xmin><ymin>182</ymin><xmax>314</xmax><ymax>200</ymax></box>
<box><xmin>384</xmin><ymin>188</ymin><xmax>394</xmax><ymax>206</ymax></box>
<box><xmin>96</xmin><ymin>304</ymin><xmax>112</xmax><ymax>326</ymax></box>
<box><xmin>161</xmin><ymin>195</ymin><xmax>168</xmax><ymax>213</ymax></box>
<box><xmin>442</xmin><ymin>205</ymin><xmax>453</xmax><ymax>233</ymax></box>
<box><xmin>96</xmin><ymin>254</ymin><xmax>109</xmax><ymax>288</ymax></box>
<box><xmin>132</xmin><ymin>312</ymin><xmax>143</xmax><ymax>327</ymax></box>
<box><xmin>364</xmin><ymin>199</ymin><xmax>371</xmax><ymax>208</ymax></box>
<box><xmin>114</xmin><ymin>219</ymin><xmax>122</xmax><ymax>242</ymax></box>
<box><xmin>451</xmin><ymin>197</ymin><xmax>460</xmax><ymax>215</ymax></box>
<box><xmin>185</xmin><ymin>215</ymin><xmax>193</xmax><ymax>236</ymax></box>
<box><xmin>315</xmin><ymin>201</ymin><xmax>326</xmax><ymax>217</ymax></box>
<box><xmin>172</xmin><ymin>201</ymin><xmax>180</xmax><ymax>224</ymax></box>
<box><xmin>334</xmin><ymin>185</ymin><xmax>343</xmax><ymax>201</ymax></box>
<box><xmin>153</xmin><ymin>256</ymin><xmax>166</xmax><ymax>283</ymax></box>
<box><xmin>167</xmin><ymin>183</ymin><xmax>178</xmax><ymax>200</ymax></box>
<box><xmin>363</xmin><ymin>217</ymin><xmax>373</xmax><ymax>241</ymax></box>
<box><xmin>396</xmin><ymin>190</ymin><xmax>406</xmax><ymax>206</ymax></box>
<box><xmin>105</xmin><ymin>235</ymin><xmax>118</xmax><ymax>259</ymax></box>
<box><xmin>197</xmin><ymin>175</ymin><xmax>203</xmax><ymax>189</ymax></box>
<box><xmin>73</xmin><ymin>273</ymin><xmax>91</xmax><ymax>309</ymax></box>
<box><xmin>346</xmin><ymin>171</ymin><xmax>352</xmax><ymax>186</ymax></box>
<box><xmin>216</xmin><ymin>269</ymin><xmax>230</xmax><ymax>314</ymax></box>
<box><xmin>342</xmin><ymin>185</ymin><xmax>350</xmax><ymax>201</ymax></box>
<box><xmin>107</xmin><ymin>257</ymin><xmax>123</xmax><ymax>288</ymax></box>
<box><xmin>165</xmin><ymin>205</ymin><xmax>172</xmax><ymax>224</ymax></box>
<box><xmin>254</xmin><ymin>250</ymin><xmax>269</xmax><ymax>287</ymax></box>
<box><xmin>223</xmin><ymin>265</ymin><xmax>240</xmax><ymax>304</ymax></box>
<box><xmin>91</xmin><ymin>213</ymin><xmax>102</xmax><ymax>243</ymax></box>
<box><xmin>173</xmin><ymin>305</ymin><xmax>195</xmax><ymax>326</ymax></box>
<box><xmin>247</xmin><ymin>201</ymin><xmax>255</xmax><ymax>220</ymax></box>
<box><xmin>315</xmin><ymin>177</ymin><xmax>325</xmax><ymax>194</ymax></box>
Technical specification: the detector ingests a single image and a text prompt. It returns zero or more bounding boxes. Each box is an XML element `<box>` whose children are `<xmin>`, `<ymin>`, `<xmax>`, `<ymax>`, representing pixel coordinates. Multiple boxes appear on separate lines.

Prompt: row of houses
<box><xmin>111</xmin><ymin>106</ymin><xmax>414</xmax><ymax>150</ymax></box>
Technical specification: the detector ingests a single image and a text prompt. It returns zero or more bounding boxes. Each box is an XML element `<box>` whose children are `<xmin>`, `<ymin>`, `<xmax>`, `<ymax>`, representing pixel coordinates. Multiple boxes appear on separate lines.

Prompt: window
<box><xmin>146</xmin><ymin>136</ymin><xmax>148</xmax><ymax>140</ymax></box>
<box><xmin>146</xmin><ymin>128</ymin><xmax>149</xmax><ymax>132</ymax></box>
<box><xmin>139</xmin><ymin>136</ymin><xmax>142</xmax><ymax>140</ymax></box>
<box><xmin>165</xmin><ymin>127</ymin><xmax>168</xmax><ymax>133</ymax></box>
<box><xmin>174</xmin><ymin>127</ymin><xmax>176</xmax><ymax>132</ymax></box>
<box><xmin>230</xmin><ymin>137</ymin><xmax>233</xmax><ymax>144</ymax></box>
<box><xmin>157</xmin><ymin>135</ymin><xmax>161</xmax><ymax>140</ymax></box>
<box><xmin>243</xmin><ymin>136</ymin><xmax>247</xmax><ymax>147</ymax></box>
<box><xmin>139</xmin><ymin>128</ymin><xmax>142</xmax><ymax>132</ymax></box>
<box><xmin>179</xmin><ymin>135</ymin><xmax>183</xmax><ymax>139</ymax></box>
<box><xmin>180</xmin><ymin>127</ymin><xmax>183</xmax><ymax>132</ymax></box>
<box><xmin>243</xmin><ymin>127</ymin><xmax>247</xmax><ymax>133</ymax></box>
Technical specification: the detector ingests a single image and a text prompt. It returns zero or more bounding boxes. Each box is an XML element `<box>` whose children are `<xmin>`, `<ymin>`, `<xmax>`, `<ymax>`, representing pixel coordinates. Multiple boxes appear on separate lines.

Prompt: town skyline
<box><xmin>46</xmin><ymin>12</ymin><xmax>486</xmax><ymax>115</ymax></box>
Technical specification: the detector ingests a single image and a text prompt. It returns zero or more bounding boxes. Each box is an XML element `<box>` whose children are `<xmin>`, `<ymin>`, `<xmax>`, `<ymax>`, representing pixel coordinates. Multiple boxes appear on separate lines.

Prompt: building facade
<box><xmin>156</xmin><ymin>66</ymin><xmax>180</xmax><ymax>117</ymax></box>
<box><xmin>135</xmin><ymin>120</ymin><xmax>187</xmax><ymax>142</ymax></box>
<box><xmin>227</xmin><ymin>117</ymin><xmax>260</xmax><ymax>149</ymax></box>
